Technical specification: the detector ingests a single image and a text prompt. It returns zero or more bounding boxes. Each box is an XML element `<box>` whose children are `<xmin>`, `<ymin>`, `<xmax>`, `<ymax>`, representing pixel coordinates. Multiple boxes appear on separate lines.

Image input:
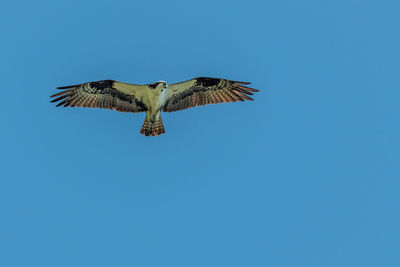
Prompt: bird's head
<box><xmin>149</xmin><ymin>80</ymin><xmax>167</xmax><ymax>90</ymax></box>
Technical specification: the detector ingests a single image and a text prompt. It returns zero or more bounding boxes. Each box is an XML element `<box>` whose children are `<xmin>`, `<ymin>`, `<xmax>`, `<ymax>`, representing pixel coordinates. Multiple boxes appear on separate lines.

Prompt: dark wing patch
<box><xmin>162</xmin><ymin>77</ymin><xmax>258</xmax><ymax>112</ymax></box>
<box><xmin>195</xmin><ymin>77</ymin><xmax>221</xmax><ymax>87</ymax></box>
<box><xmin>89</xmin><ymin>80</ymin><xmax>113</xmax><ymax>90</ymax></box>
<box><xmin>148</xmin><ymin>82</ymin><xmax>158</xmax><ymax>89</ymax></box>
<box><xmin>50</xmin><ymin>80</ymin><xmax>147</xmax><ymax>113</ymax></box>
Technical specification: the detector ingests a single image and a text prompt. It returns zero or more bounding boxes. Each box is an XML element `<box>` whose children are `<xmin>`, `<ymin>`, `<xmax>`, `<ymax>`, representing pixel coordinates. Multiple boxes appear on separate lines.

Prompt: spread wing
<box><xmin>50</xmin><ymin>80</ymin><xmax>148</xmax><ymax>113</ymax></box>
<box><xmin>162</xmin><ymin>77</ymin><xmax>259</xmax><ymax>112</ymax></box>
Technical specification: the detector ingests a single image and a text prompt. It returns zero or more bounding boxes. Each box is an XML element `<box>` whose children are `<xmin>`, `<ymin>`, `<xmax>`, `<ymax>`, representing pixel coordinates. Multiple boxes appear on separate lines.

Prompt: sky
<box><xmin>0</xmin><ymin>0</ymin><xmax>399</xmax><ymax>266</ymax></box>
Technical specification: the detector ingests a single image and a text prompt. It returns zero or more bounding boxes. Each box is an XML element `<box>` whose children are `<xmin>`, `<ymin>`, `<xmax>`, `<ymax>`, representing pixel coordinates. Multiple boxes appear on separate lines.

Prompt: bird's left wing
<box><xmin>50</xmin><ymin>80</ymin><xmax>148</xmax><ymax>113</ymax></box>
<box><xmin>162</xmin><ymin>77</ymin><xmax>258</xmax><ymax>112</ymax></box>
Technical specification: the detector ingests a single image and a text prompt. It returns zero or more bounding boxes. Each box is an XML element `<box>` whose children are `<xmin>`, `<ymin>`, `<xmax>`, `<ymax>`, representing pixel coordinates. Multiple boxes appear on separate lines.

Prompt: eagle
<box><xmin>50</xmin><ymin>77</ymin><xmax>259</xmax><ymax>136</ymax></box>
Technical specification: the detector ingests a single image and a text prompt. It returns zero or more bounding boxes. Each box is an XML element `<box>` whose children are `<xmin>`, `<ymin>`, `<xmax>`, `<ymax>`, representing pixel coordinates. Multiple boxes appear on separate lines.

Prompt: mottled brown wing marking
<box><xmin>162</xmin><ymin>77</ymin><xmax>259</xmax><ymax>112</ymax></box>
<box><xmin>50</xmin><ymin>80</ymin><xmax>147</xmax><ymax>113</ymax></box>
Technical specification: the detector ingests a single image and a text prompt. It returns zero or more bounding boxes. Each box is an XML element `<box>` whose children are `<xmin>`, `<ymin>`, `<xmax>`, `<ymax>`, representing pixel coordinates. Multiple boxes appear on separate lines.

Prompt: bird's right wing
<box><xmin>50</xmin><ymin>80</ymin><xmax>149</xmax><ymax>113</ymax></box>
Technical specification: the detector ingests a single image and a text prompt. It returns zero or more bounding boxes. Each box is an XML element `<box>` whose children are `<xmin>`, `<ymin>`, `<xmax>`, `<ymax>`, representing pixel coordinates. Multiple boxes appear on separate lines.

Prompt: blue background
<box><xmin>1</xmin><ymin>0</ymin><xmax>399</xmax><ymax>266</ymax></box>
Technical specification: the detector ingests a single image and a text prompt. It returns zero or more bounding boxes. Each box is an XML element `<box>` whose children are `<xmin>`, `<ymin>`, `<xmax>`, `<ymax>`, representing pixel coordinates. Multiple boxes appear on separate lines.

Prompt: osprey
<box><xmin>50</xmin><ymin>77</ymin><xmax>259</xmax><ymax>136</ymax></box>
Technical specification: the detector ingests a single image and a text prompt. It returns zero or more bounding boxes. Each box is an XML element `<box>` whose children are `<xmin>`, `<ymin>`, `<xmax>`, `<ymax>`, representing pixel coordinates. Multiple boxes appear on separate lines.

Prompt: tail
<box><xmin>140</xmin><ymin>112</ymin><xmax>165</xmax><ymax>136</ymax></box>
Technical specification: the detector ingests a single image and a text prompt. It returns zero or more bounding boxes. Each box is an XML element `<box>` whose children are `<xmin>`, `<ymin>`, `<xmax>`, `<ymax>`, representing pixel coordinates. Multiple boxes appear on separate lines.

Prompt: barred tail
<box><xmin>140</xmin><ymin>113</ymin><xmax>165</xmax><ymax>136</ymax></box>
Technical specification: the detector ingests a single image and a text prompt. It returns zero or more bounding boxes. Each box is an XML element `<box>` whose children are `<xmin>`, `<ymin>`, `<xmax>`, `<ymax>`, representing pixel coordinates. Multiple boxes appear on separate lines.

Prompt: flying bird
<box><xmin>50</xmin><ymin>77</ymin><xmax>259</xmax><ymax>136</ymax></box>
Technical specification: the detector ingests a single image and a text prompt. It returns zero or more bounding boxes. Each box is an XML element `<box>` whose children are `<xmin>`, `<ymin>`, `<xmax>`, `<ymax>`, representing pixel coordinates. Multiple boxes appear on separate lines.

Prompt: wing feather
<box><xmin>50</xmin><ymin>80</ymin><xmax>148</xmax><ymax>113</ymax></box>
<box><xmin>162</xmin><ymin>77</ymin><xmax>258</xmax><ymax>112</ymax></box>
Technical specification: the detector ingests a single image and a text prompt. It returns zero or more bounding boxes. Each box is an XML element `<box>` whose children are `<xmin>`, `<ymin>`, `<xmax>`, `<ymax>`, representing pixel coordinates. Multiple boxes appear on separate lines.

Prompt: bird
<box><xmin>50</xmin><ymin>77</ymin><xmax>259</xmax><ymax>136</ymax></box>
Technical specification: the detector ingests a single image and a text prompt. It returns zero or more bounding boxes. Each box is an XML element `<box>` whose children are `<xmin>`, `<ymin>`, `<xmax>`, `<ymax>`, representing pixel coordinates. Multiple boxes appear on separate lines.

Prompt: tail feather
<box><xmin>140</xmin><ymin>116</ymin><xmax>165</xmax><ymax>136</ymax></box>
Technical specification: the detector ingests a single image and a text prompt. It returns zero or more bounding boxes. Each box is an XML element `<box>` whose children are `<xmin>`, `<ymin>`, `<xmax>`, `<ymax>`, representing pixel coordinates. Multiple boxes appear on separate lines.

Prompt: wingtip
<box><xmin>50</xmin><ymin>90</ymin><xmax>69</xmax><ymax>98</ymax></box>
<box><xmin>56</xmin><ymin>85</ymin><xmax>72</xmax><ymax>89</ymax></box>
<box><xmin>235</xmin><ymin>81</ymin><xmax>252</xmax><ymax>85</ymax></box>
<box><xmin>233</xmin><ymin>90</ymin><xmax>254</xmax><ymax>101</ymax></box>
<box><xmin>55</xmin><ymin>99</ymin><xmax>69</xmax><ymax>107</ymax></box>
<box><xmin>56</xmin><ymin>83</ymin><xmax>82</xmax><ymax>89</ymax></box>
<box><xmin>234</xmin><ymin>84</ymin><xmax>259</xmax><ymax>93</ymax></box>
<box><xmin>241</xmin><ymin>87</ymin><xmax>259</xmax><ymax>92</ymax></box>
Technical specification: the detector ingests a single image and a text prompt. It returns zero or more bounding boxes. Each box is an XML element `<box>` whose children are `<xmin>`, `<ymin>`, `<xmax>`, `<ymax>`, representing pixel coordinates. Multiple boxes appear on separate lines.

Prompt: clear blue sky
<box><xmin>1</xmin><ymin>0</ymin><xmax>399</xmax><ymax>266</ymax></box>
